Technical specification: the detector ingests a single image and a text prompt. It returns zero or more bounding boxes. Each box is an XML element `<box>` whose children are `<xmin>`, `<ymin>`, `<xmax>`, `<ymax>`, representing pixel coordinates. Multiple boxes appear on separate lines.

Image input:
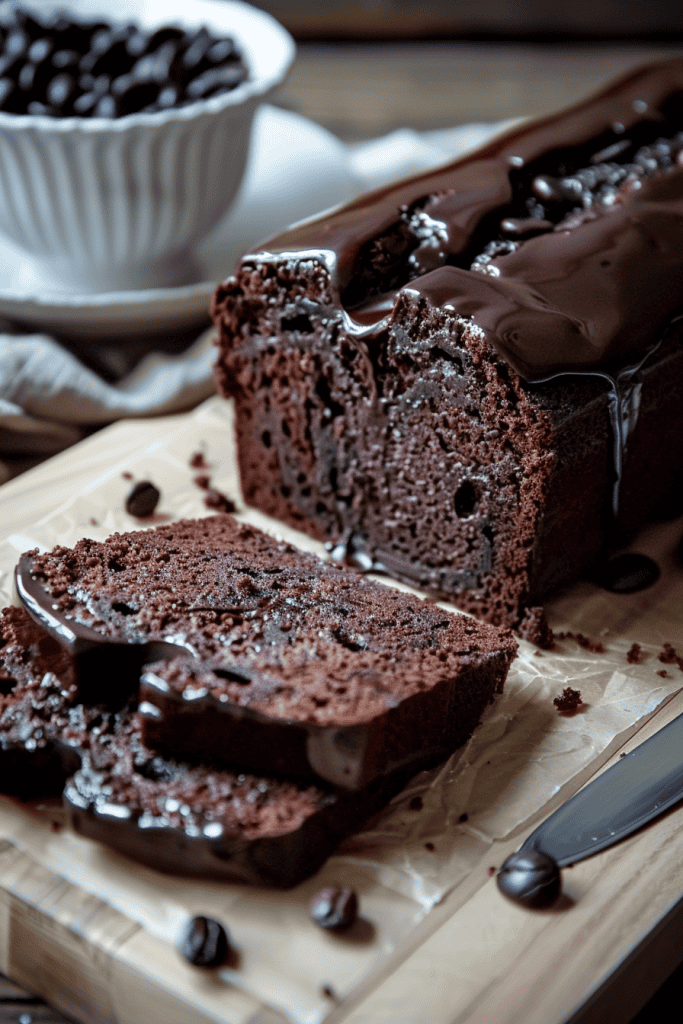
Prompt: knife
<box><xmin>497</xmin><ymin>710</ymin><xmax>683</xmax><ymax>907</ymax></box>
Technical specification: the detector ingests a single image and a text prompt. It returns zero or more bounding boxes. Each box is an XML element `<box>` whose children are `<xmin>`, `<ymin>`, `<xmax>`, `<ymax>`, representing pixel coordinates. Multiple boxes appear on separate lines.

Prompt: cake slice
<box><xmin>16</xmin><ymin>515</ymin><xmax>516</xmax><ymax>789</ymax></box>
<box><xmin>64</xmin><ymin>710</ymin><xmax>395</xmax><ymax>888</ymax></box>
<box><xmin>212</xmin><ymin>58</ymin><xmax>683</xmax><ymax>641</ymax></box>
<box><xmin>0</xmin><ymin>607</ymin><xmax>407</xmax><ymax>887</ymax></box>
<box><xmin>0</xmin><ymin>606</ymin><xmax>82</xmax><ymax>796</ymax></box>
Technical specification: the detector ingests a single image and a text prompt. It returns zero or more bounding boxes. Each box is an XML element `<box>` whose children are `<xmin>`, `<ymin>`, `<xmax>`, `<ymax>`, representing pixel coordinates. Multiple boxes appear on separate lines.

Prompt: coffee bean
<box><xmin>51</xmin><ymin>48</ymin><xmax>80</xmax><ymax>70</ymax></box>
<box><xmin>112</xmin><ymin>72</ymin><xmax>156</xmax><ymax>104</ymax></box>
<box><xmin>0</xmin><ymin>77</ymin><xmax>16</xmax><ymax>107</ymax></box>
<box><xmin>93</xmin><ymin>93</ymin><xmax>116</xmax><ymax>118</ymax></box>
<box><xmin>72</xmin><ymin>90</ymin><xmax>99</xmax><ymax>115</ymax></box>
<box><xmin>125</xmin><ymin>480</ymin><xmax>160</xmax><ymax>518</ymax></box>
<box><xmin>594</xmin><ymin>553</ymin><xmax>660</xmax><ymax>593</ymax></box>
<box><xmin>125</xmin><ymin>29</ymin><xmax>149</xmax><ymax>60</ymax></box>
<box><xmin>85</xmin><ymin>37</ymin><xmax>132</xmax><ymax>78</ymax></box>
<box><xmin>156</xmin><ymin>83</ymin><xmax>180</xmax><ymax>110</ymax></box>
<box><xmin>131</xmin><ymin>42</ymin><xmax>175</xmax><ymax>84</ymax></box>
<box><xmin>186</xmin><ymin>64</ymin><xmax>246</xmax><ymax>100</ymax></box>
<box><xmin>27</xmin><ymin>37</ymin><xmax>53</xmax><ymax>63</ymax></box>
<box><xmin>180</xmin><ymin>915</ymin><xmax>230</xmax><ymax>968</ymax></box>
<box><xmin>27</xmin><ymin>99</ymin><xmax>50</xmax><ymax>114</ymax></box>
<box><xmin>206</xmin><ymin>38</ymin><xmax>238</xmax><ymax>64</ymax></box>
<box><xmin>17</xmin><ymin>61</ymin><xmax>37</xmax><ymax>92</ymax></box>
<box><xmin>496</xmin><ymin>849</ymin><xmax>561</xmax><ymax>908</ymax></box>
<box><xmin>309</xmin><ymin>885</ymin><xmax>358</xmax><ymax>930</ymax></box>
<box><xmin>180</xmin><ymin>27</ymin><xmax>213</xmax><ymax>73</ymax></box>
<box><xmin>0</xmin><ymin>6</ymin><xmax>247</xmax><ymax>117</ymax></box>
<box><xmin>46</xmin><ymin>72</ymin><xmax>76</xmax><ymax>109</ymax></box>
<box><xmin>5</xmin><ymin>28</ymin><xmax>30</xmax><ymax>57</ymax></box>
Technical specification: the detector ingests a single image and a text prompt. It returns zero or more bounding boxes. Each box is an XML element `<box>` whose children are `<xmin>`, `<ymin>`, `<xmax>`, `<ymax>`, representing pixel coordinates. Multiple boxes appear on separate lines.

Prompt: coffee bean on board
<box><xmin>309</xmin><ymin>886</ymin><xmax>358</xmax><ymax>931</ymax></box>
<box><xmin>180</xmin><ymin>915</ymin><xmax>230</xmax><ymax>968</ymax></box>
<box><xmin>593</xmin><ymin>553</ymin><xmax>660</xmax><ymax>593</ymax></box>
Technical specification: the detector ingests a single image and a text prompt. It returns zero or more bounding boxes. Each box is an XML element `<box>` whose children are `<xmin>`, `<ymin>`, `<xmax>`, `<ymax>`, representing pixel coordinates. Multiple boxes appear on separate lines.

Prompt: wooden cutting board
<box><xmin>1</xmin><ymin>398</ymin><xmax>683</xmax><ymax>1024</ymax></box>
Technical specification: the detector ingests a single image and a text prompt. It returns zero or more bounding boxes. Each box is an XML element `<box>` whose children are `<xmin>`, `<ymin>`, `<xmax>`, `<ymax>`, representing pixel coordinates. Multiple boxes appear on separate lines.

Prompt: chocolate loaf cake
<box><xmin>212</xmin><ymin>58</ymin><xmax>683</xmax><ymax>639</ymax></box>
<box><xmin>0</xmin><ymin>607</ymin><xmax>408</xmax><ymax>887</ymax></box>
<box><xmin>16</xmin><ymin>515</ymin><xmax>516</xmax><ymax>790</ymax></box>
<box><xmin>0</xmin><ymin>606</ymin><xmax>81</xmax><ymax>796</ymax></box>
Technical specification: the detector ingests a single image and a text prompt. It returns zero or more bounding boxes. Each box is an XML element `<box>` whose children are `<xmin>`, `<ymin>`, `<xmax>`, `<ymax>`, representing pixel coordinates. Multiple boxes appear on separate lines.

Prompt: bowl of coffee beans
<box><xmin>0</xmin><ymin>0</ymin><xmax>294</xmax><ymax>292</ymax></box>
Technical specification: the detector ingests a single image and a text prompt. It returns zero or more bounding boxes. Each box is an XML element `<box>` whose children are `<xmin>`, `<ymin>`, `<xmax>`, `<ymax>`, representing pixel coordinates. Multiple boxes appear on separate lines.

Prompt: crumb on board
<box><xmin>626</xmin><ymin>642</ymin><xmax>643</xmax><ymax>664</ymax></box>
<box><xmin>658</xmin><ymin>644</ymin><xmax>683</xmax><ymax>673</ymax></box>
<box><xmin>204</xmin><ymin>489</ymin><xmax>236</xmax><ymax>514</ymax></box>
<box><xmin>189</xmin><ymin>451</ymin><xmax>209</xmax><ymax>470</ymax></box>
<box><xmin>554</xmin><ymin>687</ymin><xmax>583</xmax><ymax>712</ymax></box>
<box><xmin>555</xmin><ymin>632</ymin><xmax>605</xmax><ymax>654</ymax></box>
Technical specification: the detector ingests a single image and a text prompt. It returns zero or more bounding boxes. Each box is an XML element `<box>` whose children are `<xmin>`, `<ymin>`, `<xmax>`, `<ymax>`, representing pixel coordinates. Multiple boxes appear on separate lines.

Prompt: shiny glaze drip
<box><xmin>249</xmin><ymin>59</ymin><xmax>683</xmax><ymax>515</ymax></box>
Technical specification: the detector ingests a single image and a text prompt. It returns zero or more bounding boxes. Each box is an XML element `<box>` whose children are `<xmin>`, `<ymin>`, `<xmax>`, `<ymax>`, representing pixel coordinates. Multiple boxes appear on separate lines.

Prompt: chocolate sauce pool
<box><xmin>254</xmin><ymin>59</ymin><xmax>683</xmax><ymax>516</ymax></box>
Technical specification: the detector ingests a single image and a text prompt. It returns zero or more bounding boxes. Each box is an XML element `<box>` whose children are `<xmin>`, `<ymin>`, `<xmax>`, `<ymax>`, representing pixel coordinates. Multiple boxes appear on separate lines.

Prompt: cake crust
<box><xmin>0</xmin><ymin>607</ymin><xmax>410</xmax><ymax>887</ymax></box>
<box><xmin>16</xmin><ymin>515</ymin><xmax>516</xmax><ymax>789</ymax></box>
<box><xmin>212</xmin><ymin>59</ymin><xmax>683</xmax><ymax>636</ymax></box>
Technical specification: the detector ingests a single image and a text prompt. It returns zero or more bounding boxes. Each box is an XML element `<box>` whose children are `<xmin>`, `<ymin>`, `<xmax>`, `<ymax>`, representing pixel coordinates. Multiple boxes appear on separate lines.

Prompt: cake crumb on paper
<box><xmin>554</xmin><ymin>687</ymin><xmax>583</xmax><ymax>713</ymax></box>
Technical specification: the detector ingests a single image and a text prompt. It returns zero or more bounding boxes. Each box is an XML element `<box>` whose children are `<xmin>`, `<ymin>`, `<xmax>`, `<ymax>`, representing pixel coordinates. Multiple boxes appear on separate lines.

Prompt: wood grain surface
<box><xmin>277</xmin><ymin>41</ymin><xmax>683</xmax><ymax>139</ymax></box>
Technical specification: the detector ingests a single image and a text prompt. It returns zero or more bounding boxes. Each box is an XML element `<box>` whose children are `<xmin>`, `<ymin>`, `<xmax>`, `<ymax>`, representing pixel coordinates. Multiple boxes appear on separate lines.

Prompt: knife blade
<box><xmin>497</xmin><ymin>708</ymin><xmax>683</xmax><ymax>907</ymax></box>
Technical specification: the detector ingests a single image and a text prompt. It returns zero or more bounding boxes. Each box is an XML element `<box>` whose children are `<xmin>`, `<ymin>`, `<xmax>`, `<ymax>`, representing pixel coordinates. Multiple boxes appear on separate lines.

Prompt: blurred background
<box><xmin>245</xmin><ymin>0</ymin><xmax>683</xmax><ymax>40</ymax></box>
<box><xmin>241</xmin><ymin>0</ymin><xmax>683</xmax><ymax>140</ymax></box>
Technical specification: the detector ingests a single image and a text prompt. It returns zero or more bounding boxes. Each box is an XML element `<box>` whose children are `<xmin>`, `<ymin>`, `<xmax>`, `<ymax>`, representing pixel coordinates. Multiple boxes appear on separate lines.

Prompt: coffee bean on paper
<box><xmin>593</xmin><ymin>553</ymin><xmax>660</xmax><ymax>593</ymax></box>
<box><xmin>125</xmin><ymin>480</ymin><xmax>160</xmax><ymax>517</ymax></box>
<box><xmin>309</xmin><ymin>885</ymin><xmax>358</xmax><ymax>931</ymax></box>
<box><xmin>180</xmin><ymin>915</ymin><xmax>230</xmax><ymax>968</ymax></box>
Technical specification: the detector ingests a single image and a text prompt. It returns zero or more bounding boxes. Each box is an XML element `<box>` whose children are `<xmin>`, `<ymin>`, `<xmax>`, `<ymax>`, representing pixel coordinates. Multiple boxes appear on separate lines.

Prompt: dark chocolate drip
<box><xmin>257</xmin><ymin>59</ymin><xmax>683</xmax><ymax>377</ymax></box>
<box><xmin>15</xmin><ymin>553</ymin><xmax>195</xmax><ymax>660</ymax></box>
<box><xmin>539</xmin><ymin>345</ymin><xmax>659</xmax><ymax>517</ymax></box>
<box><xmin>246</xmin><ymin>60</ymin><xmax>683</xmax><ymax>519</ymax></box>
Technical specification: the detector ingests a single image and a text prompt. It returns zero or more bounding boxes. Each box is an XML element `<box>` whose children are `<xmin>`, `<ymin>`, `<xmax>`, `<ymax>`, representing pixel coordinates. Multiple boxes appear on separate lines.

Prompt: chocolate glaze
<box><xmin>264</xmin><ymin>60</ymin><xmax>683</xmax><ymax>371</ymax></box>
<box><xmin>249</xmin><ymin>60</ymin><xmax>683</xmax><ymax>513</ymax></box>
<box><xmin>15</xmin><ymin>517</ymin><xmax>516</xmax><ymax>791</ymax></box>
<box><xmin>0</xmin><ymin>606</ymin><xmax>412</xmax><ymax>888</ymax></box>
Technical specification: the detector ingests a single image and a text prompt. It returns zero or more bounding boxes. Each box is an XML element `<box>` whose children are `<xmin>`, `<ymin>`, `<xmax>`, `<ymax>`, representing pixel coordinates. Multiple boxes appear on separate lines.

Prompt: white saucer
<box><xmin>0</xmin><ymin>106</ymin><xmax>362</xmax><ymax>340</ymax></box>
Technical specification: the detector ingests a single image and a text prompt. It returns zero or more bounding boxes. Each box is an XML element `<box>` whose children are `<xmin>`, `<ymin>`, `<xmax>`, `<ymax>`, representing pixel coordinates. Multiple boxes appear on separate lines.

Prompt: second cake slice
<box><xmin>17</xmin><ymin>514</ymin><xmax>516</xmax><ymax>789</ymax></box>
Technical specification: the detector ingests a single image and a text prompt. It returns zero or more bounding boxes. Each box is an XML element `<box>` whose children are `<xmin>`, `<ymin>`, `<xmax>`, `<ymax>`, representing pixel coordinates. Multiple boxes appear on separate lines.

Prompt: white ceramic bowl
<box><xmin>0</xmin><ymin>0</ymin><xmax>295</xmax><ymax>291</ymax></box>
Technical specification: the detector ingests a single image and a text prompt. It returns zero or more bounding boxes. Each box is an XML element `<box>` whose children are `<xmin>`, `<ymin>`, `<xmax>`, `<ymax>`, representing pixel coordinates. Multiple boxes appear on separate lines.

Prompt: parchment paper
<box><xmin>1</xmin><ymin>394</ymin><xmax>682</xmax><ymax>1024</ymax></box>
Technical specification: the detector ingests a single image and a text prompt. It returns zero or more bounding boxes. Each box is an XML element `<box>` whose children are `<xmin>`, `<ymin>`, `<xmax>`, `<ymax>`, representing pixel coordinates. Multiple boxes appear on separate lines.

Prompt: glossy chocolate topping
<box><xmin>261</xmin><ymin>59</ymin><xmax>683</xmax><ymax>382</ymax></box>
<box><xmin>249</xmin><ymin>59</ymin><xmax>683</xmax><ymax>513</ymax></box>
<box><xmin>15</xmin><ymin>517</ymin><xmax>516</xmax><ymax>790</ymax></box>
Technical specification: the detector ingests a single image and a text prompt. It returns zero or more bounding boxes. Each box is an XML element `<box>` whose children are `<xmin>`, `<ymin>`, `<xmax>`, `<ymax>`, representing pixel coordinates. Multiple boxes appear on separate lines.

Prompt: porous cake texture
<box><xmin>17</xmin><ymin>515</ymin><xmax>516</xmax><ymax>791</ymax></box>
<box><xmin>213</xmin><ymin>59</ymin><xmax>683</xmax><ymax>640</ymax></box>
<box><xmin>4</xmin><ymin>515</ymin><xmax>515</xmax><ymax>882</ymax></box>
<box><xmin>0</xmin><ymin>607</ymin><xmax>410</xmax><ymax>886</ymax></box>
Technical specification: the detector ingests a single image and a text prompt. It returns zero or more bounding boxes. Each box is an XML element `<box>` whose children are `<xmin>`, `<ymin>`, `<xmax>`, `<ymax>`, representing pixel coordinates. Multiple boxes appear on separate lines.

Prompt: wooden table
<box><xmin>3</xmin><ymin>39</ymin><xmax>683</xmax><ymax>1024</ymax></box>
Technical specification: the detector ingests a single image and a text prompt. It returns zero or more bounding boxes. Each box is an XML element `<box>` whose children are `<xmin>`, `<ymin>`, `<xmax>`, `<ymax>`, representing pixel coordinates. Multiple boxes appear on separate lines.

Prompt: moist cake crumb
<box><xmin>553</xmin><ymin>687</ymin><xmax>583</xmax><ymax>712</ymax></box>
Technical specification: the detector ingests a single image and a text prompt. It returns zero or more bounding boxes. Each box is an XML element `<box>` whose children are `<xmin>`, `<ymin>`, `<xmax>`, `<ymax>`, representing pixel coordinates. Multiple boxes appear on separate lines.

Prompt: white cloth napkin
<box><xmin>0</xmin><ymin>115</ymin><xmax>510</xmax><ymax>484</ymax></box>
